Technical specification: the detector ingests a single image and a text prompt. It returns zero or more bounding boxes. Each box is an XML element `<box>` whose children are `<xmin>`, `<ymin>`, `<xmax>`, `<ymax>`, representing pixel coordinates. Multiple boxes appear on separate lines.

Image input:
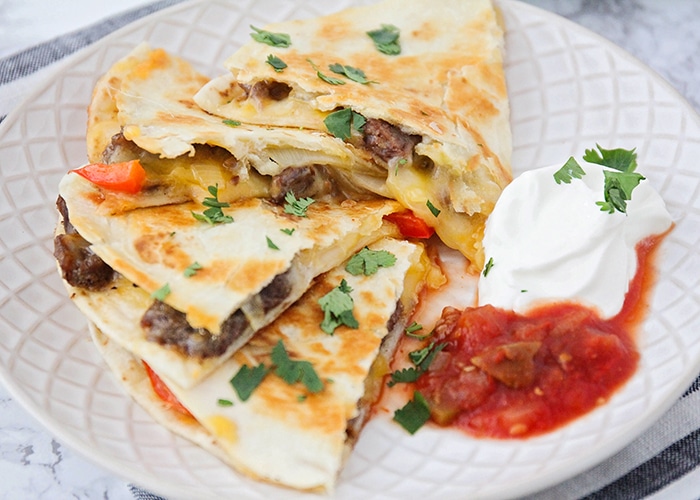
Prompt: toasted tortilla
<box><xmin>91</xmin><ymin>43</ymin><xmax>388</xmax><ymax>199</ymax></box>
<box><xmin>90</xmin><ymin>237</ymin><xmax>435</xmax><ymax>492</ymax></box>
<box><xmin>58</xmin><ymin>168</ymin><xmax>401</xmax><ymax>387</ymax></box>
<box><xmin>195</xmin><ymin>0</ymin><xmax>512</xmax><ymax>267</ymax></box>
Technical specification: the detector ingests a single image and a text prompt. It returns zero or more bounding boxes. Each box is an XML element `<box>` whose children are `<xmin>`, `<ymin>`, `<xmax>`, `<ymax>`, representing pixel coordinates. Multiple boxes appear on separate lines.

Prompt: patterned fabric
<box><xmin>1</xmin><ymin>1</ymin><xmax>698</xmax><ymax>498</ymax></box>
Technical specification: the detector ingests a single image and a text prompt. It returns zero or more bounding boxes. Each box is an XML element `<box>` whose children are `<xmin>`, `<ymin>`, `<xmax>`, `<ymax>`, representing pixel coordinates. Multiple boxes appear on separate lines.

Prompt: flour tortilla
<box><xmin>58</xmin><ymin>169</ymin><xmax>401</xmax><ymax>387</ymax></box>
<box><xmin>195</xmin><ymin>0</ymin><xmax>512</xmax><ymax>266</ymax></box>
<box><xmin>89</xmin><ymin>43</ymin><xmax>387</xmax><ymax>197</ymax></box>
<box><xmin>90</xmin><ymin>237</ymin><xmax>434</xmax><ymax>492</ymax></box>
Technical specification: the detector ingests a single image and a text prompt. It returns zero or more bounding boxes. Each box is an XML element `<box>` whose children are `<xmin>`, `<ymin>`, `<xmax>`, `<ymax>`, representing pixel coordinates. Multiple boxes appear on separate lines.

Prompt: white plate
<box><xmin>1</xmin><ymin>0</ymin><xmax>699</xmax><ymax>498</ymax></box>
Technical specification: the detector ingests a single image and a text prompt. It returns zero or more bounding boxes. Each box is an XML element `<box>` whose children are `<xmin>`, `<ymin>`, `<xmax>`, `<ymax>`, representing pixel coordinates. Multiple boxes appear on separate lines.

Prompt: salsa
<box><xmin>413</xmin><ymin>235</ymin><xmax>663</xmax><ymax>438</ymax></box>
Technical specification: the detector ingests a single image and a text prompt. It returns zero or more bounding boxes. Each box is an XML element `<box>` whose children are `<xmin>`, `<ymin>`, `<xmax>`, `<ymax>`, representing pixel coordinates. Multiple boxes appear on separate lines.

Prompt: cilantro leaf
<box><xmin>250</xmin><ymin>25</ymin><xmax>291</xmax><ymax>47</ymax></box>
<box><xmin>553</xmin><ymin>157</ymin><xmax>586</xmax><ymax>184</ymax></box>
<box><xmin>266</xmin><ymin>54</ymin><xmax>287</xmax><ymax>72</ymax></box>
<box><xmin>583</xmin><ymin>144</ymin><xmax>637</xmax><ymax>172</ymax></box>
<box><xmin>183</xmin><ymin>261</ymin><xmax>202</xmax><ymax>277</ymax></box>
<box><xmin>393</xmin><ymin>391</ymin><xmax>431</xmax><ymax>434</ymax></box>
<box><xmin>388</xmin><ymin>342</ymin><xmax>446</xmax><ymax>386</ymax></box>
<box><xmin>582</xmin><ymin>145</ymin><xmax>644</xmax><ymax>214</ymax></box>
<box><xmin>323</xmin><ymin>108</ymin><xmax>366</xmax><ymax>140</ymax></box>
<box><xmin>367</xmin><ymin>24</ymin><xmax>401</xmax><ymax>55</ymax></box>
<box><xmin>283</xmin><ymin>191</ymin><xmax>315</xmax><ymax>217</ymax></box>
<box><xmin>192</xmin><ymin>184</ymin><xmax>234</xmax><ymax>224</ymax></box>
<box><xmin>388</xmin><ymin>366</ymin><xmax>421</xmax><ymax>385</ymax></box>
<box><xmin>318</xmin><ymin>279</ymin><xmax>359</xmax><ymax>334</ymax></box>
<box><xmin>596</xmin><ymin>169</ymin><xmax>645</xmax><ymax>214</ymax></box>
<box><xmin>404</xmin><ymin>322</ymin><xmax>430</xmax><ymax>340</ymax></box>
<box><xmin>426</xmin><ymin>199</ymin><xmax>441</xmax><ymax>217</ymax></box>
<box><xmin>217</xmin><ymin>398</ymin><xmax>234</xmax><ymax>407</ymax></box>
<box><xmin>482</xmin><ymin>257</ymin><xmax>494</xmax><ymax>277</ymax></box>
<box><xmin>329</xmin><ymin>63</ymin><xmax>376</xmax><ymax>84</ymax></box>
<box><xmin>223</xmin><ymin>119</ymin><xmax>241</xmax><ymax>127</ymax></box>
<box><xmin>270</xmin><ymin>340</ymin><xmax>324</xmax><ymax>393</ymax></box>
<box><xmin>306</xmin><ymin>58</ymin><xmax>346</xmax><ymax>85</ymax></box>
<box><xmin>266</xmin><ymin>236</ymin><xmax>280</xmax><ymax>250</ymax></box>
<box><xmin>405</xmin><ymin>322</ymin><xmax>423</xmax><ymax>334</ymax></box>
<box><xmin>345</xmin><ymin>247</ymin><xmax>397</xmax><ymax>276</ymax></box>
<box><xmin>151</xmin><ymin>283</ymin><xmax>171</xmax><ymax>301</ymax></box>
<box><xmin>280</xmin><ymin>228</ymin><xmax>295</xmax><ymax>235</ymax></box>
<box><xmin>230</xmin><ymin>363</ymin><xmax>269</xmax><ymax>401</ymax></box>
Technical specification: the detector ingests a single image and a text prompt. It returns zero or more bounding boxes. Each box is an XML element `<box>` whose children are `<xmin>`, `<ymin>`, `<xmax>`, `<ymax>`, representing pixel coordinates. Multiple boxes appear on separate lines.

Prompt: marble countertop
<box><xmin>1</xmin><ymin>0</ymin><xmax>699</xmax><ymax>499</ymax></box>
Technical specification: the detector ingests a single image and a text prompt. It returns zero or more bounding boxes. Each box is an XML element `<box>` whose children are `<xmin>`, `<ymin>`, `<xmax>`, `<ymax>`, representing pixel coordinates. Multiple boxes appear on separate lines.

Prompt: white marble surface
<box><xmin>0</xmin><ymin>0</ymin><xmax>699</xmax><ymax>499</ymax></box>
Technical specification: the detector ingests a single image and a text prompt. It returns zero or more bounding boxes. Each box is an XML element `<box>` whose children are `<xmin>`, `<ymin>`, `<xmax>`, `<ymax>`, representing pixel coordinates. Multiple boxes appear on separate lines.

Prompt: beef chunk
<box><xmin>56</xmin><ymin>195</ymin><xmax>76</xmax><ymax>235</ymax></box>
<box><xmin>141</xmin><ymin>302</ymin><xmax>249</xmax><ymax>358</ymax></box>
<box><xmin>242</xmin><ymin>80</ymin><xmax>292</xmax><ymax>101</ymax></box>
<box><xmin>100</xmin><ymin>132</ymin><xmax>143</xmax><ymax>164</ymax></box>
<box><xmin>269</xmin><ymin>165</ymin><xmax>335</xmax><ymax>203</ymax></box>
<box><xmin>54</xmin><ymin>196</ymin><xmax>116</xmax><ymax>291</ymax></box>
<box><xmin>258</xmin><ymin>269</ymin><xmax>293</xmax><ymax>313</ymax></box>
<box><xmin>362</xmin><ymin>118</ymin><xmax>420</xmax><ymax>163</ymax></box>
<box><xmin>54</xmin><ymin>233</ymin><xmax>116</xmax><ymax>291</ymax></box>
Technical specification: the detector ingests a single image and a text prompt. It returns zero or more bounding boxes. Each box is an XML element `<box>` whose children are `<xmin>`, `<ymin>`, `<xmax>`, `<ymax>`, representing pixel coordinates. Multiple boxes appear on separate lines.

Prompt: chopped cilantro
<box><xmin>250</xmin><ymin>25</ymin><xmax>291</xmax><ymax>47</ymax></box>
<box><xmin>367</xmin><ymin>24</ymin><xmax>401</xmax><ymax>55</ymax></box>
<box><xmin>328</xmin><ymin>63</ymin><xmax>376</xmax><ymax>84</ymax></box>
<box><xmin>183</xmin><ymin>262</ymin><xmax>202</xmax><ymax>278</ymax></box>
<box><xmin>388</xmin><ymin>342</ymin><xmax>446</xmax><ymax>387</ymax></box>
<box><xmin>192</xmin><ymin>184</ymin><xmax>234</xmax><ymax>224</ymax></box>
<box><xmin>266</xmin><ymin>236</ymin><xmax>279</xmax><ymax>250</ymax></box>
<box><xmin>283</xmin><ymin>191</ymin><xmax>315</xmax><ymax>217</ymax></box>
<box><xmin>318</xmin><ymin>279</ymin><xmax>359</xmax><ymax>334</ymax></box>
<box><xmin>280</xmin><ymin>228</ymin><xmax>295</xmax><ymax>235</ymax></box>
<box><xmin>583</xmin><ymin>144</ymin><xmax>638</xmax><ymax>172</ymax></box>
<box><xmin>271</xmin><ymin>340</ymin><xmax>324</xmax><ymax>393</ymax></box>
<box><xmin>426</xmin><ymin>199</ymin><xmax>441</xmax><ymax>217</ymax></box>
<box><xmin>323</xmin><ymin>108</ymin><xmax>366</xmax><ymax>140</ymax></box>
<box><xmin>596</xmin><ymin>169</ymin><xmax>645</xmax><ymax>214</ymax></box>
<box><xmin>393</xmin><ymin>391</ymin><xmax>431</xmax><ymax>434</ymax></box>
<box><xmin>553</xmin><ymin>157</ymin><xmax>586</xmax><ymax>184</ymax></box>
<box><xmin>483</xmin><ymin>257</ymin><xmax>494</xmax><ymax>277</ymax></box>
<box><xmin>266</xmin><ymin>54</ymin><xmax>287</xmax><ymax>72</ymax></box>
<box><xmin>230</xmin><ymin>363</ymin><xmax>269</xmax><ymax>402</ymax></box>
<box><xmin>404</xmin><ymin>322</ymin><xmax>430</xmax><ymax>340</ymax></box>
<box><xmin>345</xmin><ymin>247</ymin><xmax>397</xmax><ymax>276</ymax></box>
<box><xmin>583</xmin><ymin>145</ymin><xmax>644</xmax><ymax>214</ymax></box>
<box><xmin>307</xmin><ymin>58</ymin><xmax>346</xmax><ymax>85</ymax></box>
<box><xmin>388</xmin><ymin>366</ymin><xmax>422</xmax><ymax>385</ymax></box>
<box><xmin>223</xmin><ymin>119</ymin><xmax>241</xmax><ymax>127</ymax></box>
<box><xmin>151</xmin><ymin>283</ymin><xmax>171</xmax><ymax>301</ymax></box>
<box><xmin>217</xmin><ymin>398</ymin><xmax>234</xmax><ymax>407</ymax></box>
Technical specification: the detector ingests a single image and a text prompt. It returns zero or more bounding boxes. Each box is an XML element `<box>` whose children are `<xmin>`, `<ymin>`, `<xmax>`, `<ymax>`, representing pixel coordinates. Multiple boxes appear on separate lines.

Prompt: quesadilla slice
<box><xmin>89</xmin><ymin>237</ymin><xmax>438</xmax><ymax>492</ymax></box>
<box><xmin>194</xmin><ymin>0</ymin><xmax>512</xmax><ymax>267</ymax></box>
<box><xmin>90</xmin><ymin>43</ymin><xmax>388</xmax><ymax>204</ymax></box>
<box><xmin>55</xmin><ymin>167</ymin><xmax>402</xmax><ymax>387</ymax></box>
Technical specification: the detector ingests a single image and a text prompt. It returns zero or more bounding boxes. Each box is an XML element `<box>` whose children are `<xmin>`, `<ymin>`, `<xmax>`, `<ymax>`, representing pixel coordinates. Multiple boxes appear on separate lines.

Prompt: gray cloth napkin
<box><xmin>2</xmin><ymin>1</ymin><xmax>699</xmax><ymax>499</ymax></box>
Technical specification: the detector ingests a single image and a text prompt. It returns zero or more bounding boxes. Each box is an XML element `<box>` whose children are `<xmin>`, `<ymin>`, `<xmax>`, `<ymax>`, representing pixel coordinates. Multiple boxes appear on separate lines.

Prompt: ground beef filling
<box><xmin>240</xmin><ymin>80</ymin><xmax>292</xmax><ymax>102</ymax></box>
<box><xmin>54</xmin><ymin>196</ymin><xmax>117</xmax><ymax>291</ymax></box>
<box><xmin>141</xmin><ymin>269</ymin><xmax>294</xmax><ymax>358</ymax></box>
<box><xmin>53</xmin><ymin>195</ymin><xmax>295</xmax><ymax>359</ymax></box>
<box><xmin>269</xmin><ymin>165</ymin><xmax>337</xmax><ymax>203</ymax></box>
<box><xmin>141</xmin><ymin>302</ymin><xmax>250</xmax><ymax>358</ymax></box>
<box><xmin>362</xmin><ymin>118</ymin><xmax>421</xmax><ymax>163</ymax></box>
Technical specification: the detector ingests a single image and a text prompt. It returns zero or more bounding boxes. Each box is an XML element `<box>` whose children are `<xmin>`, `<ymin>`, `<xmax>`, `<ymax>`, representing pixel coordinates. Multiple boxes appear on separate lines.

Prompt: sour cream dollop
<box><xmin>477</xmin><ymin>161</ymin><xmax>673</xmax><ymax>319</ymax></box>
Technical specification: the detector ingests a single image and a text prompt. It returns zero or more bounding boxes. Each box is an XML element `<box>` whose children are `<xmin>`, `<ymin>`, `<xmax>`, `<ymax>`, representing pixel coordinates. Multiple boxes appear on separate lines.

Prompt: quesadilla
<box><xmin>89</xmin><ymin>43</ymin><xmax>387</xmax><ymax>204</ymax></box>
<box><xmin>55</xmin><ymin>167</ymin><xmax>402</xmax><ymax>387</ymax></box>
<box><xmin>89</xmin><ymin>237</ymin><xmax>437</xmax><ymax>492</ymax></box>
<box><xmin>195</xmin><ymin>0</ymin><xmax>512</xmax><ymax>267</ymax></box>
